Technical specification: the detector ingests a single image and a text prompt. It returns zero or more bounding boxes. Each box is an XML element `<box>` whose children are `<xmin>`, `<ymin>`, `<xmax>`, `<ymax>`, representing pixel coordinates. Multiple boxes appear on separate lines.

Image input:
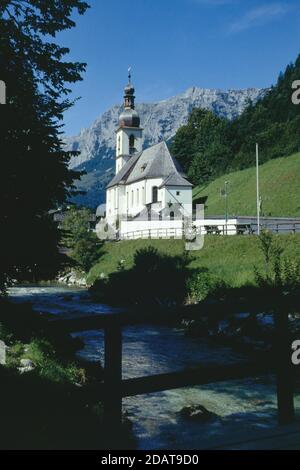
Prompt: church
<box><xmin>105</xmin><ymin>72</ymin><xmax>193</xmax><ymax>235</ymax></box>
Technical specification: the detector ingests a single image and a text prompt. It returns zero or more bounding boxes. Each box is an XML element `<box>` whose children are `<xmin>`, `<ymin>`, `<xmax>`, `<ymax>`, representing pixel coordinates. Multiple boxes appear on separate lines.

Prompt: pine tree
<box><xmin>0</xmin><ymin>1</ymin><xmax>90</xmax><ymax>290</ymax></box>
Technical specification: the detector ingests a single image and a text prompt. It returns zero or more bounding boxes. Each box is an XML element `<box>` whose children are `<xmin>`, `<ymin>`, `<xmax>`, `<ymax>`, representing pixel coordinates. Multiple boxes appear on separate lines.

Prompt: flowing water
<box><xmin>8</xmin><ymin>285</ymin><xmax>299</xmax><ymax>449</ymax></box>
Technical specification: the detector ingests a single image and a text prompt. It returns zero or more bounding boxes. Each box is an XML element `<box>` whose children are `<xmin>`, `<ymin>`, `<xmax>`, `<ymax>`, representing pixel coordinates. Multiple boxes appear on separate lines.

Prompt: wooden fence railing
<box><xmin>51</xmin><ymin>303</ymin><xmax>296</xmax><ymax>437</ymax></box>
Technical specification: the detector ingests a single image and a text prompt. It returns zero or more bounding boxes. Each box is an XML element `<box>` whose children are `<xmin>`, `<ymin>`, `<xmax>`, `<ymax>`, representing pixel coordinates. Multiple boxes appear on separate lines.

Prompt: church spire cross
<box><xmin>128</xmin><ymin>66</ymin><xmax>132</xmax><ymax>84</ymax></box>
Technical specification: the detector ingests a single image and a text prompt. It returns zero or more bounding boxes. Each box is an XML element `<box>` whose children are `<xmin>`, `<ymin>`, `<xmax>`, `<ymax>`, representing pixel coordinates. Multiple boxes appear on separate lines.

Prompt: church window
<box><xmin>176</xmin><ymin>191</ymin><xmax>180</xmax><ymax>196</ymax></box>
<box><xmin>137</xmin><ymin>188</ymin><xmax>139</xmax><ymax>205</ymax></box>
<box><xmin>118</xmin><ymin>136</ymin><xmax>120</xmax><ymax>153</ymax></box>
<box><xmin>131</xmin><ymin>190</ymin><xmax>134</xmax><ymax>206</ymax></box>
<box><xmin>152</xmin><ymin>186</ymin><xmax>158</xmax><ymax>203</ymax></box>
<box><xmin>129</xmin><ymin>134</ymin><xmax>135</xmax><ymax>151</ymax></box>
<box><xmin>170</xmin><ymin>211</ymin><xmax>175</xmax><ymax>221</ymax></box>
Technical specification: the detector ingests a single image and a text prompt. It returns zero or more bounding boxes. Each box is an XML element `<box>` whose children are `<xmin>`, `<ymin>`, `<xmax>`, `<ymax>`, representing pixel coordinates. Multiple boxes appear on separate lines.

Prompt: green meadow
<box><xmin>193</xmin><ymin>152</ymin><xmax>300</xmax><ymax>218</ymax></box>
<box><xmin>88</xmin><ymin>234</ymin><xmax>300</xmax><ymax>288</ymax></box>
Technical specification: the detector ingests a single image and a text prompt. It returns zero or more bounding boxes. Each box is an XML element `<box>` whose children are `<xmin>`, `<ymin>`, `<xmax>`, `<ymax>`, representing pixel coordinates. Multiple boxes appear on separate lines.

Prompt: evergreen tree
<box><xmin>171</xmin><ymin>108</ymin><xmax>232</xmax><ymax>185</ymax></box>
<box><xmin>61</xmin><ymin>207</ymin><xmax>102</xmax><ymax>272</ymax></box>
<box><xmin>171</xmin><ymin>53</ymin><xmax>300</xmax><ymax>188</ymax></box>
<box><xmin>0</xmin><ymin>1</ymin><xmax>89</xmax><ymax>290</ymax></box>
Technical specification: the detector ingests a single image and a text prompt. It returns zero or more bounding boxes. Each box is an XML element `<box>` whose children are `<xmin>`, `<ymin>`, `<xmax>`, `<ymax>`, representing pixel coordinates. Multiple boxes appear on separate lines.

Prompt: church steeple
<box><xmin>119</xmin><ymin>68</ymin><xmax>141</xmax><ymax>128</ymax></box>
<box><xmin>115</xmin><ymin>69</ymin><xmax>143</xmax><ymax>173</ymax></box>
<box><xmin>124</xmin><ymin>68</ymin><xmax>135</xmax><ymax>109</ymax></box>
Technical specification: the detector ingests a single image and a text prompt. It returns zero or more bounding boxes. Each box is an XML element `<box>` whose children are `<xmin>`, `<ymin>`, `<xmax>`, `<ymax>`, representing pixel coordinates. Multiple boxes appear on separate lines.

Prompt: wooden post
<box><xmin>104</xmin><ymin>320</ymin><xmax>122</xmax><ymax>432</ymax></box>
<box><xmin>274</xmin><ymin>308</ymin><xmax>295</xmax><ymax>425</ymax></box>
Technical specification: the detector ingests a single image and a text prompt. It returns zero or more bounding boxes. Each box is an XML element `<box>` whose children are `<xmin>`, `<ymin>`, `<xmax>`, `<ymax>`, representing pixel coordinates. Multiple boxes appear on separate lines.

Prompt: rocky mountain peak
<box><xmin>65</xmin><ymin>86</ymin><xmax>266</xmax><ymax>207</ymax></box>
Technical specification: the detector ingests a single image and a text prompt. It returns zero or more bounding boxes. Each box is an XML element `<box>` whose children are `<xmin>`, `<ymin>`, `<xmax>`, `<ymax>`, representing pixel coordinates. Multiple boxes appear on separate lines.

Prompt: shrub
<box><xmin>186</xmin><ymin>270</ymin><xmax>228</xmax><ymax>303</ymax></box>
<box><xmin>254</xmin><ymin>229</ymin><xmax>300</xmax><ymax>294</ymax></box>
<box><xmin>91</xmin><ymin>246</ymin><xmax>190</xmax><ymax>307</ymax></box>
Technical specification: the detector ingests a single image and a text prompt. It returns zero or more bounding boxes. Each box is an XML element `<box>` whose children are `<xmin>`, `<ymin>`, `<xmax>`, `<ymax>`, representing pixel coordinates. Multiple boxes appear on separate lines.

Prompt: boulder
<box><xmin>18</xmin><ymin>358</ymin><xmax>35</xmax><ymax>373</ymax></box>
<box><xmin>179</xmin><ymin>405</ymin><xmax>216</xmax><ymax>423</ymax></box>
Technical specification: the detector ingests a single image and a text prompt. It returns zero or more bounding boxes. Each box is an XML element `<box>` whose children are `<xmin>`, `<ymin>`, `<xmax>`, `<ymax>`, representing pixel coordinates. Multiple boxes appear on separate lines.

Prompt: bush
<box><xmin>5</xmin><ymin>337</ymin><xmax>85</xmax><ymax>385</ymax></box>
<box><xmin>186</xmin><ymin>270</ymin><xmax>228</xmax><ymax>303</ymax></box>
<box><xmin>91</xmin><ymin>246</ymin><xmax>191</xmax><ymax>307</ymax></box>
<box><xmin>254</xmin><ymin>230</ymin><xmax>300</xmax><ymax>295</ymax></box>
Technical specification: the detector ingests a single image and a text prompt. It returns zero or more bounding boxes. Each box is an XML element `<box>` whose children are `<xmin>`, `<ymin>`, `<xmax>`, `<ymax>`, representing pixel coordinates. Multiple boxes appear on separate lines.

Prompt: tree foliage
<box><xmin>61</xmin><ymin>207</ymin><xmax>102</xmax><ymax>272</ymax></box>
<box><xmin>0</xmin><ymin>1</ymin><xmax>89</xmax><ymax>290</ymax></box>
<box><xmin>254</xmin><ymin>230</ymin><xmax>300</xmax><ymax>295</ymax></box>
<box><xmin>171</xmin><ymin>108</ymin><xmax>232</xmax><ymax>185</ymax></box>
<box><xmin>171</xmin><ymin>53</ymin><xmax>300</xmax><ymax>187</ymax></box>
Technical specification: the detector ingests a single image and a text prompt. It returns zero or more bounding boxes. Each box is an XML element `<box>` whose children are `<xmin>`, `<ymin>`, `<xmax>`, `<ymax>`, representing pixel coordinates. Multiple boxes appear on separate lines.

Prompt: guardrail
<box><xmin>120</xmin><ymin>222</ymin><xmax>300</xmax><ymax>239</ymax></box>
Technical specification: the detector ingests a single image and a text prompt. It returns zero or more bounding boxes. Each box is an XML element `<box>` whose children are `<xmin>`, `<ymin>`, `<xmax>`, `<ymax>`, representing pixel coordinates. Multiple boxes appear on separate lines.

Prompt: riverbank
<box><xmin>87</xmin><ymin>234</ymin><xmax>300</xmax><ymax>289</ymax></box>
<box><xmin>7</xmin><ymin>285</ymin><xmax>300</xmax><ymax>449</ymax></box>
<box><xmin>0</xmin><ymin>296</ymin><xmax>134</xmax><ymax>449</ymax></box>
<box><xmin>3</xmin><ymin>285</ymin><xmax>279</xmax><ymax>449</ymax></box>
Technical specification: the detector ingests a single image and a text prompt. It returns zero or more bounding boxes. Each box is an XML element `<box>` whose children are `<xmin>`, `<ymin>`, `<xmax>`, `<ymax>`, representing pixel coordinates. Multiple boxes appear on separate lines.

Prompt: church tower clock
<box><xmin>116</xmin><ymin>69</ymin><xmax>143</xmax><ymax>173</ymax></box>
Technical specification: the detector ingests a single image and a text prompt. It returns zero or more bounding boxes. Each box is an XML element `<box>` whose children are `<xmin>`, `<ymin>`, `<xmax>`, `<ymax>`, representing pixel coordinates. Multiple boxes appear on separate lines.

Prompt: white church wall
<box><xmin>116</xmin><ymin>155</ymin><xmax>130</xmax><ymax>173</ymax></box>
<box><xmin>116</xmin><ymin>127</ymin><xmax>143</xmax><ymax>157</ymax></box>
<box><xmin>106</xmin><ymin>180</ymin><xmax>193</xmax><ymax>226</ymax></box>
<box><xmin>162</xmin><ymin>186</ymin><xmax>193</xmax><ymax>216</ymax></box>
<box><xmin>125</xmin><ymin>180</ymin><xmax>147</xmax><ymax>217</ymax></box>
<box><xmin>124</xmin><ymin>178</ymin><xmax>164</xmax><ymax>217</ymax></box>
<box><xmin>145</xmin><ymin>178</ymin><xmax>164</xmax><ymax>205</ymax></box>
<box><xmin>106</xmin><ymin>186</ymin><xmax>120</xmax><ymax>223</ymax></box>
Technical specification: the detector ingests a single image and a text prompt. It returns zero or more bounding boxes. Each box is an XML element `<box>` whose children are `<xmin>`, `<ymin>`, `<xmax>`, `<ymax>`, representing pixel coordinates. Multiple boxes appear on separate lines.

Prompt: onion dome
<box><xmin>119</xmin><ymin>68</ymin><xmax>140</xmax><ymax>128</ymax></box>
<box><xmin>119</xmin><ymin>108</ymin><xmax>140</xmax><ymax>128</ymax></box>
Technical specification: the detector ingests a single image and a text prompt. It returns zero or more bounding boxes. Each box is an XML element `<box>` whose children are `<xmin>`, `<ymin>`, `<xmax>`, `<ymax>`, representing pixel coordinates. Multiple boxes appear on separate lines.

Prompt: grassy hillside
<box><xmin>193</xmin><ymin>152</ymin><xmax>300</xmax><ymax>217</ymax></box>
<box><xmin>88</xmin><ymin>235</ymin><xmax>300</xmax><ymax>288</ymax></box>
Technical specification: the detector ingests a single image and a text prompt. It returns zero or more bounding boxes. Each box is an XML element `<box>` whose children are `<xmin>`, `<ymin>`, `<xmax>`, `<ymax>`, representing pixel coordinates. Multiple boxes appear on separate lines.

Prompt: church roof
<box><xmin>106</xmin><ymin>141</ymin><xmax>192</xmax><ymax>189</ymax></box>
<box><xmin>159</xmin><ymin>171</ymin><xmax>193</xmax><ymax>188</ymax></box>
<box><xmin>106</xmin><ymin>152</ymin><xmax>141</xmax><ymax>188</ymax></box>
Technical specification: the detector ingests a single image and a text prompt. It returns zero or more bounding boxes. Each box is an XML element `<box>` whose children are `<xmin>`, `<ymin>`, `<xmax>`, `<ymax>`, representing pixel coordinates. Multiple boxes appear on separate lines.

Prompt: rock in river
<box><xmin>179</xmin><ymin>405</ymin><xmax>217</xmax><ymax>423</ymax></box>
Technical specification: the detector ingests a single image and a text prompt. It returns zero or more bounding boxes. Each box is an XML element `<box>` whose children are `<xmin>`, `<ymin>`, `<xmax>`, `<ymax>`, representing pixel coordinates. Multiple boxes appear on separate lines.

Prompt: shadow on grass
<box><xmin>90</xmin><ymin>246</ymin><xmax>197</xmax><ymax>309</ymax></box>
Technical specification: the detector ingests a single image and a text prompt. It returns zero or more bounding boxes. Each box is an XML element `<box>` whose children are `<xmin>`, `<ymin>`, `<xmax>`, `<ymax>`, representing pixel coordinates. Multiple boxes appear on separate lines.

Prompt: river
<box><xmin>8</xmin><ymin>285</ymin><xmax>299</xmax><ymax>449</ymax></box>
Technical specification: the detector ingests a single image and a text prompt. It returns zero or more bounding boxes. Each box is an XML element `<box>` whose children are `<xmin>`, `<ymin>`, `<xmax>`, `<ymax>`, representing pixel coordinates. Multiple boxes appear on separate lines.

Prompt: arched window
<box><xmin>170</xmin><ymin>211</ymin><xmax>175</xmax><ymax>221</ymax></box>
<box><xmin>117</xmin><ymin>136</ymin><xmax>121</xmax><ymax>153</ymax></box>
<box><xmin>129</xmin><ymin>134</ymin><xmax>135</xmax><ymax>153</ymax></box>
<box><xmin>131</xmin><ymin>190</ymin><xmax>134</xmax><ymax>206</ymax></box>
<box><xmin>152</xmin><ymin>186</ymin><xmax>158</xmax><ymax>203</ymax></box>
<box><xmin>137</xmin><ymin>188</ymin><xmax>139</xmax><ymax>205</ymax></box>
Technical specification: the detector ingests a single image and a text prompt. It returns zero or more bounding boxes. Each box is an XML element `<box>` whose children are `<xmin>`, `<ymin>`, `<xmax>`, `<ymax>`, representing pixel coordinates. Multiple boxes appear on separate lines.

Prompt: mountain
<box><xmin>170</xmin><ymin>54</ymin><xmax>300</xmax><ymax>191</ymax></box>
<box><xmin>65</xmin><ymin>86</ymin><xmax>266</xmax><ymax>208</ymax></box>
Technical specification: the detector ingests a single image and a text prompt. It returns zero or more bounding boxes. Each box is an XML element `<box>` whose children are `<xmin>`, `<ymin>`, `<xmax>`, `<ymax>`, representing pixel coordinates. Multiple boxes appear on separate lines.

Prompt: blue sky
<box><xmin>58</xmin><ymin>0</ymin><xmax>300</xmax><ymax>135</ymax></box>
